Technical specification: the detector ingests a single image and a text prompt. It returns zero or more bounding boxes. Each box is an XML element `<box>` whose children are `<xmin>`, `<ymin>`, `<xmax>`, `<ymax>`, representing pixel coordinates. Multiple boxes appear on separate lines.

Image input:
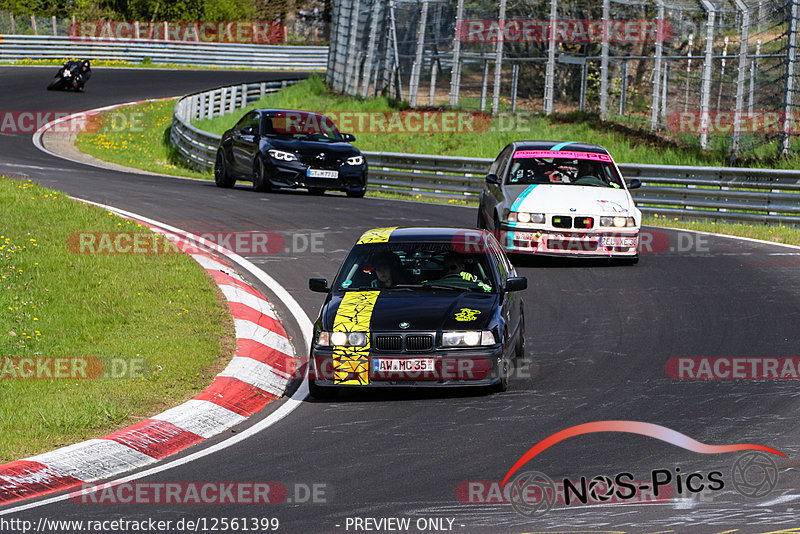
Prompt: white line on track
<box><xmin>0</xmin><ymin>200</ymin><xmax>312</xmax><ymax>516</ymax></box>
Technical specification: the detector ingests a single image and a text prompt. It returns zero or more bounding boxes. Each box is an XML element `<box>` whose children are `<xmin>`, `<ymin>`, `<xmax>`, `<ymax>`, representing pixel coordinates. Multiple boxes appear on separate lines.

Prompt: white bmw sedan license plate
<box><xmin>307</xmin><ymin>169</ymin><xmax>338</xmax><ymax>179</ymax></box>
<box><xmin>373</xmin><ymin>358</ymin><xmax>435</xmax><ymax>372</ymax></box>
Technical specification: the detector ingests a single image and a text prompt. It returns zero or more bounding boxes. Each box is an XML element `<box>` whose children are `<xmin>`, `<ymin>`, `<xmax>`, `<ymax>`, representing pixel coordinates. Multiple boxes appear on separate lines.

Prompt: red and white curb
<box><xmin>0</xmin><ymin>210</ymin><xmax>297</xmax><ymax>506</ymax></box>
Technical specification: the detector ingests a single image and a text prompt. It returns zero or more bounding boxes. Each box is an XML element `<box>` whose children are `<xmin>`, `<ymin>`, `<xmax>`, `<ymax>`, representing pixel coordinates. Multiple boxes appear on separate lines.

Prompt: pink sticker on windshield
<box><xmin>513</xmin><ymin>150</ymin><xmax>613</xmax><ymax>162</ymax></box>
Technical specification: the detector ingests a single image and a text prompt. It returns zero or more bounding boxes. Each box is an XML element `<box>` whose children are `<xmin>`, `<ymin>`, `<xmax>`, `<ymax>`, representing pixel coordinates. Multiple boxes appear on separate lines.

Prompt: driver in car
<box><xmin>438</xmin><ymin>252</ymin><xmax>492</xmax><ymax>292</ymax></box>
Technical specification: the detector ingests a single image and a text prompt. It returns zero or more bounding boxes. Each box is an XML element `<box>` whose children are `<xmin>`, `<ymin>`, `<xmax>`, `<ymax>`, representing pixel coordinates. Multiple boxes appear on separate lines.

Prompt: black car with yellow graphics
<box><xmin>214</xmin><ymin>109</ymin><xmax>368</xmax><ymax>197</ymax></box>
<box><xmin>307</xmin><ymin>227</ymin><xmax>527</xmax><ymax>397</ymax></box>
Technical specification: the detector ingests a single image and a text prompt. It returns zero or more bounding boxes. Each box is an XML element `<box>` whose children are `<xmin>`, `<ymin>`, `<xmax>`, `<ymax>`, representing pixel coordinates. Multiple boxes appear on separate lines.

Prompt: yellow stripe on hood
<box><xmin>332</xmin><ymin>291</ymin><xmax>380</xmax><ymax>385</ymax></box>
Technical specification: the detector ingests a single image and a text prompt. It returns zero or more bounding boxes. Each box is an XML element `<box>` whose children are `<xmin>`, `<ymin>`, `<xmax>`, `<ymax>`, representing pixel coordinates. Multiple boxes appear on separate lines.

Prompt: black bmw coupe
<box><xmin>307</xmin><ymin>227</ymin><xmax>528</xmax><ymax>398</ymax></box>
<box><xmin>214</xmin><ymin>109</ymin><xmax>368</xmax><ymax>197</ymax></box>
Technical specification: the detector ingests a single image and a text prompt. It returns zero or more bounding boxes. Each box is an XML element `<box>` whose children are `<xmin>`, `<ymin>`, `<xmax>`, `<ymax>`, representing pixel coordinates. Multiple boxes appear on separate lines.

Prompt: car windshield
<box><xmin>334</xmin><ymin>243</ymin><xmax>496</xmax><ymax>293</ymax></box>
<box><xmin>506</xmin><ymin>150</ymin><xmax>623</xmax><ymax>188</ymax></box>
<box><xmin>262</xmin><ymin>111</ymin><xmax>343</xmax><ymax>142</ymax></box>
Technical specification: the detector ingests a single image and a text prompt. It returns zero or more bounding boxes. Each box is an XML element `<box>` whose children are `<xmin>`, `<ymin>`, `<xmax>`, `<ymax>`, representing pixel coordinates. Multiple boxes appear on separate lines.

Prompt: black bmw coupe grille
<box><xmin>299</xmin><ymin>153</ymin><xmax>343</xmax><ymax>168</ymax></box>
<box><xmin>405</xmin><ymin>335</ymin><xmax>434</xmax><ymax>352</ymax></box>
<box><xmin>373</xmin><ymin>333</ymin><xmax>434</xmax><ymax>352</ymax></box>
<box><xmin>374</xmin><ymin>335</ymin><xmax>402</xmax><ymax>351</ymax></box>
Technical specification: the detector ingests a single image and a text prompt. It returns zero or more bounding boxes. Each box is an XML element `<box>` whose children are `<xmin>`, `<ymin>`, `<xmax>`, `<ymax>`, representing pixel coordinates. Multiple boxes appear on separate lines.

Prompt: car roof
<box><xmin>254</xmin><ymin>109</ymin><xmax>328</xmax><ymax>118</ymax></box>
<box><xmin>356</xmin><ymin>226</ymin><xmax>490</xmax><ymax>245</ymax></box>
<box><xmin>510</xmin><ymin>141</ymin><xmax>610</xmax><ymax>155</ymax></box>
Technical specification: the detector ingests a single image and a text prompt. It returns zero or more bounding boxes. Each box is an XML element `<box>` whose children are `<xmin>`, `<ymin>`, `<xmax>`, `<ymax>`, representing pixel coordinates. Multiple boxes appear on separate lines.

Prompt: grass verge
<box><xmin>0</xmin><ymin>175</ymin><xmax>233</xmax><ymax>462</ymax></box>
<box><xmin>74</xmin><ymin>98</ymin><xmax>210</xmax><ymax>180</ymax></box>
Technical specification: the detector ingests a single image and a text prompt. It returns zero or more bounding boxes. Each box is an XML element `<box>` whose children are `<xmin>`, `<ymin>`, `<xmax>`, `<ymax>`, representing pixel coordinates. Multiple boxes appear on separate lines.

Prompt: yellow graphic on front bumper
<box><xmin>357</xmin><ymin>227</ymin><xmax>397</xmax><ymax>244</ymax></box>
<box><xmin>332</xmin><ymin>291</ymin><xmax>379</xmax><ymax>385</ymax></box>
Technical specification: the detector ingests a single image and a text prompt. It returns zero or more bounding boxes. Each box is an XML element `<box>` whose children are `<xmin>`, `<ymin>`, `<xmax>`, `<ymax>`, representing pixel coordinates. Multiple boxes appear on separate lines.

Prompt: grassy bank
<box><xmin>0</xmin><ymin>175</ymin><xmax>232</xmax><ymax>462</ymax></box>
<box><xmin>75</xmin><ymin>98</ymin><xmax>210</xmax><ymax>180</ymax></box>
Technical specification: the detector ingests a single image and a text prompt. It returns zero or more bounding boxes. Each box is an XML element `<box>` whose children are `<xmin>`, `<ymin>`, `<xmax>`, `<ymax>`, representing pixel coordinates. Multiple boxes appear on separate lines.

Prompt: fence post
<box><xmin>650</xmin><ymin>0</ymin><xmax>665</xmax><ymax>131</ymax></box>
<box><xmin>449</xmin><ymin>0</ymin><xmax>466</xmax><ymax>106</ymax></box>
<box><xmin>344</xmin><ymin>0</ymin><xmax>363</xmax><ymax>95</ymax></box>
<box><xmin>361</xmin><ymin>0</ymin><xmax>382</xmax><ymax>98</ymax></box>
<box><xmin>685</xmin><ymin>33</ymin><xmax>693</xmax><ymax>112</ymax></box>
<box><xmin>579</xmin><ymin>59</ymin><xmax>588</xmax><ymax>112</ymax></box>
<box><xmin>429</xmin><ymin>51</ymin><xmax>438</xmax><ymax>106</ymax></box>
<box><xmin>30</xmin><ymin>14</ymin><xmax>37</xmax><ymax>35</ymax></box>
<box><xmin>716</xmin><ymin>36</ymin><xmax>729</xmax><ymax>111</ymax></box>
<box><xmin>599</xmin><ymin>0</ymin><xmax>610</xmax><ymax>119</ymax></box>
<box><xmin>749</xmin><ymin>39</ymin><xmax>761</xmax><ymax>114</ymax></box>
<box><xmin>9</xmin><ymin>12</ymin><xmax>14</xmax><ymax>34</ymax></box>
<box><xmin>511</xmin><ymin>63</ymin><xmax>519</xmax><ymax>113</ymax></box>
<box><xmin>619</xmin><ymin>60</ymin><xmax>628</xmax><ymax>115</ymax></box>
<box><xmin>52</xmin><ymin>15</ymin><xmax>57</xmax><ymax>36</ymax></box>
<box><xmin>781</xmin><ymin>0</ymin><xmax>800</xmax><ymax>157</ymax></box>
<box><xmin>480</xmin><ymin>60</ymin><xmax>489</xmax><ymax>112</ymax></box>
<box><xmin>491</xmin><ymin>0</ymin><xmax>507</xmax><ymax>115</ymax></box>
<box><xmin>241</xmin><ymin>83</ymin><xmax>248</xmax><ymax>108</ymax></box>
<box><xmin>409</xmin><ymin>0</ymin><xmax>429</xmax><ymax>107</ymax></box>
<box><xmin>699</xmin><ymin>0</ymin><xmax>716</xmax><ymax>150</ymax></box>
<box><xmin>661</xmin><ymin>60</ymin><xmax>669</xmax><ymax>121</ymax></box>
<box><xmin>544</xmin><ymin>0</ymin><xmax>557</xmax><ymax>114</ymax></box>
<box><xmin>389</xmin><ymin>0</ymin><xmax>403</xmax><ymax>100</ymax></box>
<box><xmin>731</xmin><ymin>0</ymin><xmax>751</xmax><ymax>164</ymax></box>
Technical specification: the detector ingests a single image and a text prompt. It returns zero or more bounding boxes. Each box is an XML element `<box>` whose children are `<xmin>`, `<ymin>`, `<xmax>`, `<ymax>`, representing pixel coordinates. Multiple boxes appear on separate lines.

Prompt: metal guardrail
<box><xmin>0</xmin><ymin>35</ymin><xmax>328</xmax><ymax>69</ymax></box>
<box><xmin>170</xmin><ymin>80</ymin><xmax>800</xmax><ymax>225</ymax></box>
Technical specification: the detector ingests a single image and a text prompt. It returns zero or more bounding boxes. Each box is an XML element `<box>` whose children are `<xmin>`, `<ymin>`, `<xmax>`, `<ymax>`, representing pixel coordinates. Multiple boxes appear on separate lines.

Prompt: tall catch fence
<box><xmin>327</xmin><ymin>0</ymin><xmax>800</xmax><ymax>164</ymax></box>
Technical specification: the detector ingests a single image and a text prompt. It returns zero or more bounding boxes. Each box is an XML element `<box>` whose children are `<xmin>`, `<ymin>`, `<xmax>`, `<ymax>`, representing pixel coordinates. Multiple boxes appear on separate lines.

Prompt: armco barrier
<box><xmin>169</xmin><ymin>80</ymin><xmax>800</xmax><ymax>225</ymax></box>
<box><xmin>0</xmin><ymin>34</ymin><xmax>328</xmax><ymax>69</ymax></box>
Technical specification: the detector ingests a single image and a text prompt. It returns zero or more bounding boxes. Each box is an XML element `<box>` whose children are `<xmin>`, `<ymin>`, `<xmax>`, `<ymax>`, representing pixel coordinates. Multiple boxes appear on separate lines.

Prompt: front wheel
<box><xmin>346</xmin><ymin>188</ymin><xmax>366</xmax><ymax>198</ymax></box>
<box><xmin>214</xmin><ymin>151</ymin><xmax>236</xmax><ymax>188</ymax></box>
<box><xmin>494</xmin><ymin>356</ymin><xmax>510</xmax><ymax>392</ymax></box>
<box><xmin>308</xmin><ymin>187</ymin><xmax>326</xmax><ymax>195</ymax></box>
<box><xmin>252</xmin><ymin>157</ymin><xmax>272</xmax><ymax>193</ymax></box>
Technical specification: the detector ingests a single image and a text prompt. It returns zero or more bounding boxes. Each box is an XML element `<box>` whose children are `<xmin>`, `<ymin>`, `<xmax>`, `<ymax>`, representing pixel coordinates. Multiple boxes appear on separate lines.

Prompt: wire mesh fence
<box><xmin>326</xmin><ymin>0</ymin><xmax>800</xmax><ymax>164</ymax></box>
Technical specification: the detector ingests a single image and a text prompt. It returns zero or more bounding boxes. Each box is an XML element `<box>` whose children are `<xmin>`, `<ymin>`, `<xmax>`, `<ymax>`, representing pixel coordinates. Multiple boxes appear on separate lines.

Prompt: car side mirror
<box><xmin>342</xmin><ymin>133</ymin><xmax>356</xmax><ymax>142</ymax></box>
<box><xmin>504</xmin><ymin>276</ymin><xmax>527</xmax><ymax>292</ymax></box>
<box><xmin>626</xmin><ymin>178</ymin><xmax>642</xmax><ymax>189</ymax></box>
<box><xmin>241</xmin><ymin>126</ymin><xmax>257</xmax><ymax>136</ymax></box>
<box><xmin>486</xmin><ymin>173</ymin><xmax>501</xmax><ymax>186</ymax></box>
<box><xmin>309</xmin><ymin>278</ymin><xmax>329</xmax><ymax>293</ymax></box>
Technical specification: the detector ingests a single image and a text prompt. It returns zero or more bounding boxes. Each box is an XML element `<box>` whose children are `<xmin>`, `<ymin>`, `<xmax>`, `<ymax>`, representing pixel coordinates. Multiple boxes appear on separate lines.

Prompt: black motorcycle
<box><xmin>47</xmin><ymin>60</ymin><xmax>92</xmax><ymax>91</ymax></box>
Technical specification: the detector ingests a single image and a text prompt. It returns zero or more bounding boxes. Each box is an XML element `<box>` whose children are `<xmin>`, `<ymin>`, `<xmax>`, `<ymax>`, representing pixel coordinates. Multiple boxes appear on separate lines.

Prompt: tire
<box><xmin>494</xmin><ymin>356</ymin><xmax>510</xmax><ymax>392</ymax></box>
<box><xmin>619</xmin><ymin>254</ymin><xmax>639</xmax><ymax>266</ymax></box>
<box><xmin>309</xmin><ymin>379</ymin><xmax>338</xmax><ymax>399</ymax></box>
<box><xmin>252</xmin><ymin>157</ymin><xmax>272</xmax><ymax>193</ymax></box>
<box><xmin>308</xmin><ymin>187</ymin><xmax>326</xmax><ymax>195</ymax></box>
<box><xmin>214</xmin><ymin>150</ymin><xmax>236</xmax><ymax>188</ymax></box>
<box><xmin>346</xmin><ymin>188</ymin><xmax>366</xmax><ymax>198</ymax></box>
<box><xmin>47</xmin><ymin>78</ymin><xmax>61</xmax><ymax>91</ymax></box>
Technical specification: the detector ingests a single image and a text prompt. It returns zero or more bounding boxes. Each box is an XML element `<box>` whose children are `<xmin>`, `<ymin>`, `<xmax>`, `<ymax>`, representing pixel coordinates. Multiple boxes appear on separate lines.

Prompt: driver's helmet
<box><xmin>82</xmin><ymin>60</ymin><xmax>91</xmax><ymax>70</ymax></box>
